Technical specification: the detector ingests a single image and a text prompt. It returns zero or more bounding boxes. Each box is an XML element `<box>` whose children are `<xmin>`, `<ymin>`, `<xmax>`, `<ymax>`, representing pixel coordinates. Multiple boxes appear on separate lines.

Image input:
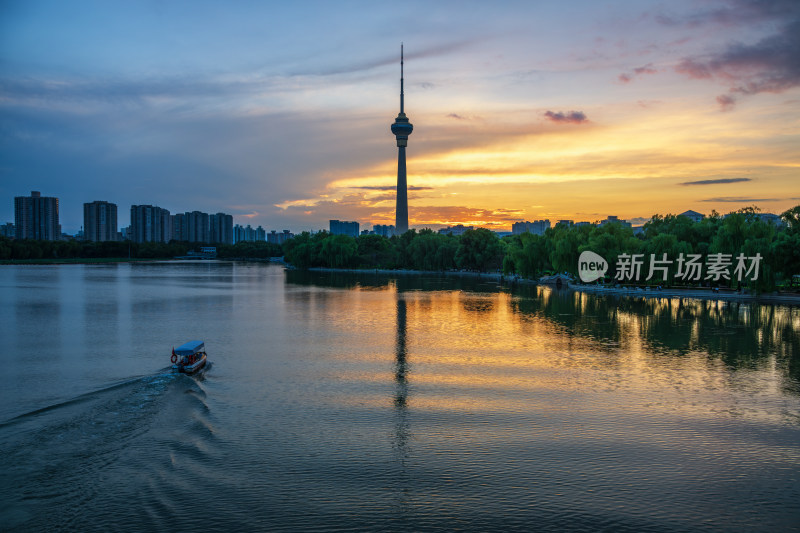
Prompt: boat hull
<box><xmin>172</xmin><ymin>353</ymin><xmax>207</xmax><ymax>374</ymax></box>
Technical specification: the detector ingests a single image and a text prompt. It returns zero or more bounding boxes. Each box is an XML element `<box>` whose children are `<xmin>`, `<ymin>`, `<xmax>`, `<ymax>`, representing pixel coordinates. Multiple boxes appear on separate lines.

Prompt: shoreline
<box><xmin>568</xmin><ymin>282</ymin><xmax>800</xmax><ymax>305</ymax></box>
<box><xmin>306</xmin><ymin>267</ymin><xmax>800</xmax><ymax>305</ymax></box>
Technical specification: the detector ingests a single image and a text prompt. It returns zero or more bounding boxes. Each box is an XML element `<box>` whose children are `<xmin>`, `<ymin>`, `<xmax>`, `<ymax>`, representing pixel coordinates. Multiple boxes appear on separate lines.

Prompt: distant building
<box><xmin>1</xmin><ymin>223</ymin><xmax>14</xmax><ymax>238</ymax></box>
<box><xmin>171</xmin><ymin>213</ymin><xmax>186</xmax><ymax>241</ymax></box>
<box><xmin>130</xmin><ymin>205</ymin><xmax>171</xmax><ymax>243</ymax></box>
<box><xmin>210</xmin><ymin>213</ymin><xmax>234</xmax><ymax>244</ymax></box>
<box><xmin>599</xmin><ymin>215</ymin><xmax>632</xmax><ymax>228</ymax></box>
<box><xmin>267</xmin><ymin>230</ymin><xmax>294</xmax><ymax>245</ymax></box>
<box><xmin>679</xmin><ymin>210</ymin><xmax>704</xmax><ymax>223</ymax></box>
<box><xmin>438</xmin><ymin>224</ymin><xmax>473</xmax><ymax>236</ymax></box>
<box><xmin>330</xmin><ymin>220</ymin><xmax>359</xmax><ymax>237</ymax></box>
<box><xmin>83</xmin><ymin>201</ymin><xmax>118</xmax><ymax>242</ymax></box>
<box><xmin>556</xmin><ymin>220</ymin><xmax>574</xmax><ymax>227</ymax></box>
<box><xmin>758</xmin><ymin>213</ymin><xmax>784</xmax><ymax>226</ymax></box>
<box><xmin>185</xmin><ymin>211</ymin><xmax>209</xmax><ymax>243</ymax></box>
<box><xmin>372</xmin><ymin>224</ymin><xmax>395</xmax><ymax>237</ymax></box>
<box><xmin>255</xmin><ymin>225</ymin><xmax>266</xmax><ymax>242</ymax></box>
<box><xmin>14</xmin><ymin>191</ymin><xmax>61</xmax><ymax>240</ymax></box>
<box><xmin>512</xmin><ymin>219</ymin><xmax>551</xmax><ymax>235</ymax></box>
<box><xmin>234</xmin><ymin>224</ymin><xmax>266</xmax><ymax>243</ymax></box>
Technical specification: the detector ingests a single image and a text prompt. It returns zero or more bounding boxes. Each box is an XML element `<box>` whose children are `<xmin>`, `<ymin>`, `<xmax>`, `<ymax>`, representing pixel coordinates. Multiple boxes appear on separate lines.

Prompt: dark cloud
<box><xmin>700</xmin><ymin>196</ymin><xmax>800</xmax><ymax>202</ymax></box>
<box><xmin>447</xmin><ymin>113</ymin><xmax>466</xmax><ymax>120</ymax></box>
<box><xmin>0</xmin><ymin>75</ymin><xmax>261</xmax><ymax>105</ymax></box>
<box><xmin>681</xmin><ymin>177</ymin><xmax>751</xmax><ymax>186</ymax></box>
<box><xmin>674</xmin><ymin>9</ymin><xmax>800</xmax><ymax>109</ymax></box>
<box><xmin>352</xmin><ymin>185</ymin><xmax>433</xmax><ymax>191</ymax></box>
<box><xmin>544</xmin><ymin>110</ymin><xmax>589</xmax><ymax>124</ymax></box>
<box><xmin>656</xmin><ymin>0</ymin><xmax>799</xmax><ymax>27</ymax></box>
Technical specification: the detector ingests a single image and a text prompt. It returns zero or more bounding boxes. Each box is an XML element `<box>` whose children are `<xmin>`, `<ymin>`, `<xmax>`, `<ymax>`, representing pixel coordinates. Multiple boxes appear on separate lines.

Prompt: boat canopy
<box><xmin>175</xmin><ymin>340</ymin><xmax>205</xmax><ymax>355</ymax></box>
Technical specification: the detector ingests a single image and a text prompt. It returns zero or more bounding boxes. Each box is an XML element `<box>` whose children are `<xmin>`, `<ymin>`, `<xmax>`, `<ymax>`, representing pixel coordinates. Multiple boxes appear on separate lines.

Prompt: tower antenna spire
<box><xmin>400</xmin><ymin>43</ymin><xmax>404</xmax><ymax>114</ymax></box>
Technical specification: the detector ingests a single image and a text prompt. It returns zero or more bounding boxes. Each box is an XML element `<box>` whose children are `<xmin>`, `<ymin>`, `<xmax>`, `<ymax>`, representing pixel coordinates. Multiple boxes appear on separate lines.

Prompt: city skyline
<box><xmin>2</xmin><ymin>1</ymin><xmax>799</xmax><ymax>234</ymax></box>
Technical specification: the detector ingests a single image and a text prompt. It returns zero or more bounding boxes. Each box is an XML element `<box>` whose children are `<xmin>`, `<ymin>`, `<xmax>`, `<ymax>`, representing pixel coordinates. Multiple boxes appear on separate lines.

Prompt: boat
<box><xmin>171</xmin><ymin>340</ymin><xmax>207</xmax><ymax>374</ymax></box>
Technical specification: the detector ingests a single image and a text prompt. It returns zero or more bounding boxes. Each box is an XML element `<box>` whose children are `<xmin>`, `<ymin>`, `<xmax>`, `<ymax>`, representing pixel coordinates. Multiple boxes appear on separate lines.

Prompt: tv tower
<box><xmin>391</xmin><ymin>44</ymin><xmax>413</xmax><ymax>234</ymax></box>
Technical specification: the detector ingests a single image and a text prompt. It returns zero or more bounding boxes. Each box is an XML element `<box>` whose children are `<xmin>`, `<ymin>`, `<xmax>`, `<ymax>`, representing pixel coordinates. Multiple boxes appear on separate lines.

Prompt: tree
<box><xmin>407</xmin><ymin>230</ymin><xmax>456</xmax><ymax>271</ymax></box>
<box><xmin>319</xmin><ymin>234</ymin><xmax>358</xmax><ymax>268</ymax></box>
<box><xmin>357</xmin><ymin>234</ymin><xmax>396</xmax><ymax>268</ymax></box>
<box><xmin>454</xmin><ymin>228</ymin><xmax>503</xmax><ymax>272</ymax></box>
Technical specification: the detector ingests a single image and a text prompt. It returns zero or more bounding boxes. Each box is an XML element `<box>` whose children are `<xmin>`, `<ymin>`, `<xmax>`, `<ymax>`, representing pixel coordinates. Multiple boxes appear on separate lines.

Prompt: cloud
<box><xmin>700</xmin><ymin>196</ymin><xmax>800</xmax><ymax>202</ymax></box>
<box><xmin>619</xmin><ymin>63</ymin><xmax>658</xmax><ymax>83</ymax></box>
<box><xmin>447</xmin><ymin>113</ymin><xmax>466</xmax><ymax>120</ymax></box>
<box><xmin>655</xmin><ymin>0</ymin><xmax>799</xmax><ymax>27</ymax></box>
<box><xmin>352</xmin><ymin>185</ymin><xmax>434</xmax><ymax>191</ymax></box>
<box><xmin>716</xmin><ymin>94</ymin><xmax>737</xmax><ymax>111</ymax></box>
<box><xmin>409</xmin><ymin>206</ymin><xmax>527</xmax><ymax>228</ymax></box>
<box><xmin>680</xmin><ymin>177</ymin><xmax>752</xmax><ymax>186</ymax></box>
<box><xmin>275</xmin><ymin>193</ymin><xmax>526</xmax><ymax>230</ymax></box>
<box><xmin>291</xmin><ymin>39</ymin><xmax>475</xmax><ymax>77</ymax></box>
<box><xmin>675</xmin><ymin>12</ymin><xmax>800</xmax><ymax>109</ymax></box>
<box><xmin>544</xmin><ymin>110</ymin><xmax>589</xmax><ymax>124</ymax></box>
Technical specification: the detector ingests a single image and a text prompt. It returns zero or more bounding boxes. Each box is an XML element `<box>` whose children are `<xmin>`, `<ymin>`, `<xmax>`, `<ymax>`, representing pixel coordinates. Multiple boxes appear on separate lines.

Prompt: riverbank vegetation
<box><xmin>0</xmin><ymin>238</ymin><xmax>283</xmax><ymax>262</ymax></box>
<box><xmin>3</xmin><ymin>206</ymin><xmax>798</xmax><ymax>291</ymax></box>
<box><xmin>283</xmin><ymin>206</ymin><xmax>800</xmax><ymax>292</ymax></box>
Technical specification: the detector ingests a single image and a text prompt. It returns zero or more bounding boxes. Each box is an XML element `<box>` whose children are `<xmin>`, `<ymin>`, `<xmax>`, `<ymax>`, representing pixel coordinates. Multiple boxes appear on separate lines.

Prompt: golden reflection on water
<box><xmin>298</xmin><ymin>278</ymin><xmax>799</xmax><ymax>429</ymax></box>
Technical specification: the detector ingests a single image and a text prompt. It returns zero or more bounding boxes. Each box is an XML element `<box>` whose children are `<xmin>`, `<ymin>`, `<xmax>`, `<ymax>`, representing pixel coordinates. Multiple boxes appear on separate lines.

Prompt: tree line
<box><xmin>284</xmin><ymin>205</ymin><xmax>800</xmax><ymax>292</ymax></box>
<box><xmin>0</xmin><ymin>238</ymin><xmax>283</xmax><ymax>261</ymax></box>
<box><xmin>3</xmin><ymin>205</ymin><xmax>798</xmax><ymax>291</ymax></box>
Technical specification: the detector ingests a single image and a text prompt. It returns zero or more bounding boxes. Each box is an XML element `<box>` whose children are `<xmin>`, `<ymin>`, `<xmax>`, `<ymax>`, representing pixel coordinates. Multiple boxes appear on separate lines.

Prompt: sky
<box><xmin>1</xmin><ymin>0</ymin><xmax>799</xmax><ymax>234</ymax></box>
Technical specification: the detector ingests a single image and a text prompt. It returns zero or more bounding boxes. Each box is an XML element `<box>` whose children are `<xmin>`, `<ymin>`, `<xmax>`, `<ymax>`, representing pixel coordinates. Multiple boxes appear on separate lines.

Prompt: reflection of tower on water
<box><xmin>392</xmin><ymin>292</ymin><xmax>412</xmax><ymax>514</ymax></box>
<box><xmin>395</xmin><ymin>296</ymin><xmax>408</xmax><ymax>408</ymax></box>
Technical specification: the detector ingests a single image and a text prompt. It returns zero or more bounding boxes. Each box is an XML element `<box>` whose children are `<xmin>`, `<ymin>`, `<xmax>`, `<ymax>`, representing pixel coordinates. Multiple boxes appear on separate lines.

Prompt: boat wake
<box><xmin>0</xmin><ymin>368</ymin><xmax>216</xmax><ymax>532</ymax></box>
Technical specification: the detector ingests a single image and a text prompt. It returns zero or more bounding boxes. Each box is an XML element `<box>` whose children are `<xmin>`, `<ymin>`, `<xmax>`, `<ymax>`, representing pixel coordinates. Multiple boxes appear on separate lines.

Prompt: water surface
<box><xmin>1</xmin><ymin>262</ymin><xmax>798</xmax><ymax>531</ymax></box>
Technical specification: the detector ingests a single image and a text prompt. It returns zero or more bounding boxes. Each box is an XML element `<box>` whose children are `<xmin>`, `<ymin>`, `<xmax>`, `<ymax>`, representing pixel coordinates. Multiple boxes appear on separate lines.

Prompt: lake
<box><xmin>1</xmin><ymin>262</ymin><xmax>799</xmax><ymax>532</ymax></box>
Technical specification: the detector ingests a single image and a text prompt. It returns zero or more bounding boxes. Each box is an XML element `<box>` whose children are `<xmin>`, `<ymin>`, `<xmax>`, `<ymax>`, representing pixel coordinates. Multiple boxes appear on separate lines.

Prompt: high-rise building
<box><xmin>372</xmin><ymin>224</ymin><xmax>395</xmax><ymax>237</ymax></box>
<box><xmin>14</xmin><ymin>191</ymin><xmax>60</xmax><ymax>240</ymax></box>
<box><xmin>172</xmin><ymin>213</ymin><xmax>186</xmax><ymax>241</ymax></box>
<box><xmin>267</xmin><ymin>230</ymin><xmax>294</xmax><ymax>245</ymax></box>
<box><xmin>512</xmin><ymin>220</ymin><xmax>551</xmax><ymax>235</ymax></box>
<box><xmin>184</xmin><ymin>211</ymin><xmax>210</xmax><ymax>243</ymax></box>
<box><xmin>438</xmin><ymin>224</ymin><xmax>473</xmax><ymax>236</ymax></box>
<box><xmin>1</xmin><ymin>223</ymin><xmax>16</xmax><ymax>238</ymax></box>
<box><xmin>83</xmin><ymin>201</ymin><xmax>118</xmax><ymax>242</ymax></box>
<box><xmin>255</xmin><ymin>225</ymin><xmax>266</xmax><ymax>242</ymax></box>
<box><xmin>130</xmin><ymin>205</ymin><xmax>171</xmax><ymax>243</ymax></box>
<box><xmin>210</xmin><ymin>213</ymin><xmax>234</xmax><ymax>244</ymax></box>
<box><xmin>330</xmin><ymin>220</ymin><xmax>359</xmax><ymax>237</ymax></box>
<box><xmin>391</xmin><ymin>44</ymin><xmax>413</xmax><ymax>235</ymax></box>
<box><xmin>234</xmin><ymin>224</ymin><xmax>266</xmax><ymax>243</ymax></box>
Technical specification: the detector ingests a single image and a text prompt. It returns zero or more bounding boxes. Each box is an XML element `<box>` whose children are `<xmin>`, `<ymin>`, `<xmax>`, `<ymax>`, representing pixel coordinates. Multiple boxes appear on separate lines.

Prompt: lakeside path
<box><xmin>306</xmin><ymin>267</ymin><xmax>800</xmax><ymax>306</ymax></box>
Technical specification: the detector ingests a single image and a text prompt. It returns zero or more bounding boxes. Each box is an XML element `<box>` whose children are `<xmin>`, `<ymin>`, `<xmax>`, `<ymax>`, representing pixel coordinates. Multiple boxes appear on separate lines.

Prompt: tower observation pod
<box><xmin>391</xmin><ymin>44</ymin><xmax>413</xmax><ymax>234</ymax></box>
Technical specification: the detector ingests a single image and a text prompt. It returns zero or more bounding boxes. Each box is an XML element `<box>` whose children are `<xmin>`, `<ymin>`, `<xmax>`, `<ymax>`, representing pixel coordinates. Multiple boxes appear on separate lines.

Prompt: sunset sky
<box><xmin>2</xmin><ymin>0</ymin><xmax>798</xmax><ymax>233</ymax></box>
